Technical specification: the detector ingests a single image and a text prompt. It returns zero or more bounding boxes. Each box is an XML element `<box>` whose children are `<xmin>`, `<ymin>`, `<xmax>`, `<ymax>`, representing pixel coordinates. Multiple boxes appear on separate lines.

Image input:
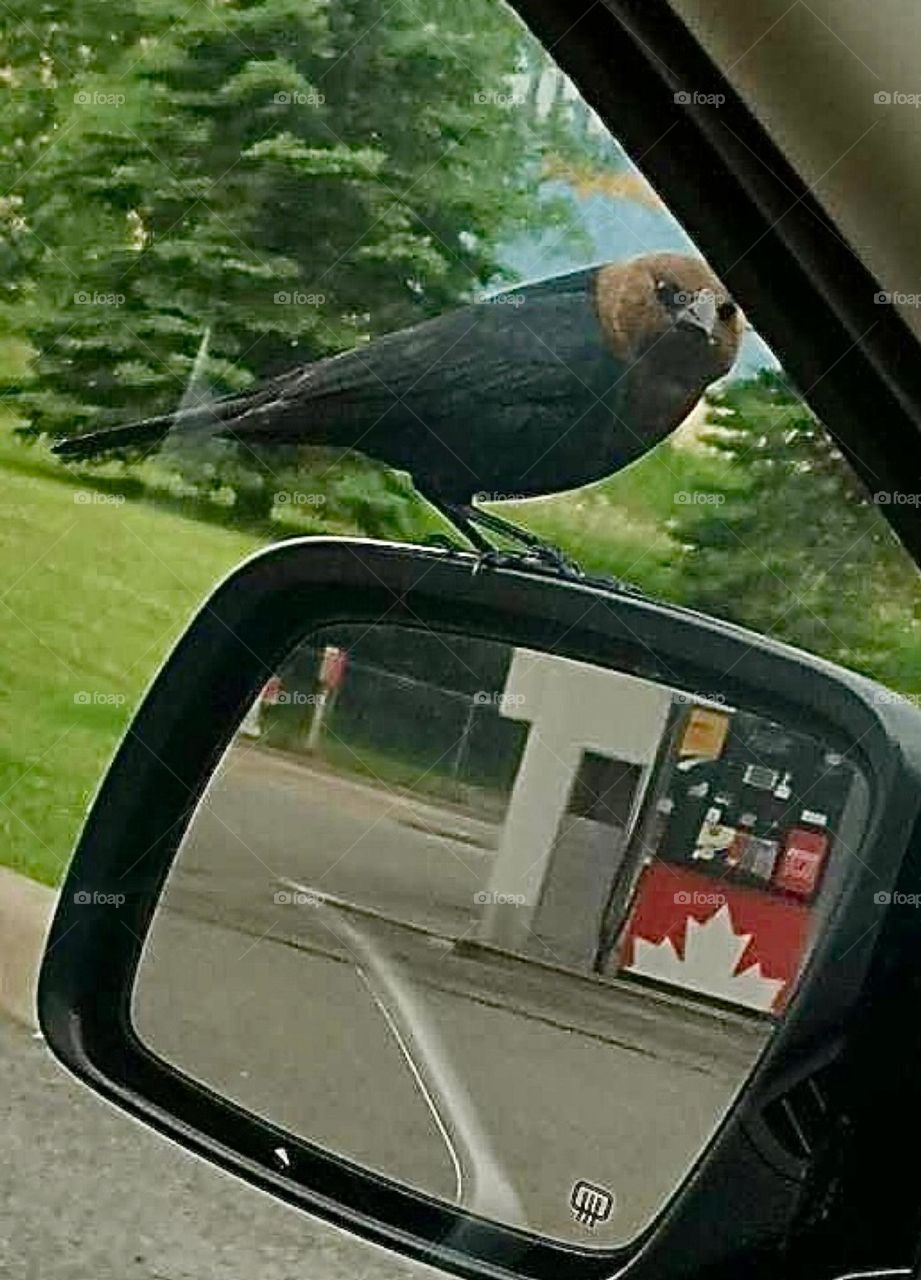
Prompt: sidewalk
<box><xmin>0</xmin><ymin>1014</ymin><xmax>434</xmax><ymax>1280</ymax></box>
<box><xmin>0</xmin><ymin>866</ymin><xmax>56</xmax><ymax>1028</ymax></box>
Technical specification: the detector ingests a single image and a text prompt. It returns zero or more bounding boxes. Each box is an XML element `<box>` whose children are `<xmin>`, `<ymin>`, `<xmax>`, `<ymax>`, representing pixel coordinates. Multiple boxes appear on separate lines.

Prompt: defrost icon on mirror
<box><xmin>570</xmin><ymin>1180</ymin><xmax>615</xmax><ymax>1229</ymax></box>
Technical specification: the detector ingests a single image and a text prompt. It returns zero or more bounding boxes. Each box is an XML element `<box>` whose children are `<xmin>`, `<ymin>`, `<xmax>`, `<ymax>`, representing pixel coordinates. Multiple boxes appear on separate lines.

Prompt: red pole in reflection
<box><xmin>306</xmin><ymin>646</ymin><xmax>348</xmax><ymax>751</ymax></box>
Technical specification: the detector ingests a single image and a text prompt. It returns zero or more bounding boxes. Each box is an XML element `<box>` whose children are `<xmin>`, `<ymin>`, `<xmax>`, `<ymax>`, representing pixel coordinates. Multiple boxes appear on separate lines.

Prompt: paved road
<box><xmin>126</xmin><ymin>743</ymin><xmax>768</xmax><ymax>1251</ymax></box>
<box><xmin>0</xmin><ymin>1013</ymin><xmax>440</xmax><ymax>1280</ymax></box>
<box><xmin>185</xmin><ymin>744</ymin><xmax>501</xmax><ymax>939</ymax></box>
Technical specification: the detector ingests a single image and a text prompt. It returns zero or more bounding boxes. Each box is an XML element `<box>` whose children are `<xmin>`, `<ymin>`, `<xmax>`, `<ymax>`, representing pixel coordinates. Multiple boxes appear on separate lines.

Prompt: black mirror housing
<box><xmin>38</xmin><ymin>539</ymin><xmax>921</xmax><ymax>1280</ymax></box>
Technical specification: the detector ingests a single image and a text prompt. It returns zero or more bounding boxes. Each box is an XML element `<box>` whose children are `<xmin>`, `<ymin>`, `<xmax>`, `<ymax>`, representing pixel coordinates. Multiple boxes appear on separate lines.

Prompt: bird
<box><xmin>52</xmin><ymin>252</ymin><xmax>743</xmax><ymax>558</ymax></box>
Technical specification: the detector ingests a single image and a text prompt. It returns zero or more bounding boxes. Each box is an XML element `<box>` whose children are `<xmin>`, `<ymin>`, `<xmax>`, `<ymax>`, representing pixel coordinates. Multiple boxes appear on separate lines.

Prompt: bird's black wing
<box><xmin>54</xmin><ymin>264</ymin><xmax>622</xmax><ymax>482</ymax></box>
<box><xmin>211</xmin><ymin>265</ymin><xmax>610</xmax><ymax>440</ymax></box>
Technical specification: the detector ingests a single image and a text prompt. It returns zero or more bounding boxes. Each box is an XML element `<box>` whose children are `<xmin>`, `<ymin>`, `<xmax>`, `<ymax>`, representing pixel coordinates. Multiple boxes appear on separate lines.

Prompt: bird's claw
<box><xmin>470</xmin><ymin>544</ymin><xmax>578</xmax><ymax>578</ymax></box>
<box><xmin>471</xmin><ymin>549</ymin><xmax>504</xmax><ymax>576</ymax></box>
<box><xmin>470</xmin><ymin>544</ymin><xmax>641</xmax><ymax>596</ymax></box>
<box><xmin>526</xmin><ymin>543</ymin><xmax>582</xmax><ymax>575</ymax></box>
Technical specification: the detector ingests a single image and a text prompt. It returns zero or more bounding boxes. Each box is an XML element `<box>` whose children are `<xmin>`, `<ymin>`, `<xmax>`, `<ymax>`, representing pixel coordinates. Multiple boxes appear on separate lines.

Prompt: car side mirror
<box><xmin>38</xmin><ymin>539</ymin><xmax>921</xmax><ymax>1280</ymax></box>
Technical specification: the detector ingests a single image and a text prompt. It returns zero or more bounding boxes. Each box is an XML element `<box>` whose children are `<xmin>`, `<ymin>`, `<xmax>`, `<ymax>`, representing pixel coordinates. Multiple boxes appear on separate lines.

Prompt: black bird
<box><xmin>53</xmin><ymin>252</ymin><xmax>742</xmax><ymax>556</ymax></box>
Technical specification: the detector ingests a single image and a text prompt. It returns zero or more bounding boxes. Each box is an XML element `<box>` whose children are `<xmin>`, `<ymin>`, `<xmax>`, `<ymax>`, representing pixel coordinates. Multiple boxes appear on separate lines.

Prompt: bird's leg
<box><xmin>430</xmin><ymin>497</ymin><xmax>566</xmax><ymax>563</ymax></box>
<box><xmin>424</xmin><ymin>496</ymin><xmax>640</xmax><ymax>595</ymax></box>
<box><xmin>460</xmin><ymin>504</ymin><xmax>582</xmax><ymax>574</ymax></box>
<box><xmin>426</xmin><ymin>498</ymin><xmax>500</xmax><ymax>554</ymax></box>
<box><xmin>459</xmin><ymin>504</ymin><xmax>638</xmax><ymax>593</ymax></box>
<box><xmin>427</xmin><ymin>498</ymin><xmax>569</xmax><ymax>574</ymax></box>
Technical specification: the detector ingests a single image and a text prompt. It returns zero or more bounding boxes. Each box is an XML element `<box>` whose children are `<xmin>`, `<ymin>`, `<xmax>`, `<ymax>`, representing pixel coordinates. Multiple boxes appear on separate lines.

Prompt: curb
<box><xmin>0</xmin><ymin>867</ymin><xmax>57</xmax><ymax>1030</ymax></box>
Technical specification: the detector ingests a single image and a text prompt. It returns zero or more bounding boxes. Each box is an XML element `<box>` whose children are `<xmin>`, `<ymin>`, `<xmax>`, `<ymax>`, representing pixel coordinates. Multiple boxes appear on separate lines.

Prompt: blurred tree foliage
<box><xmin>668</xmin><ymin>371</ymin><xmax>921</xmax><ymax>693</ymax></box>
<box><xmin>0</xmin><ymin>0</ymin><xmax>594</xmax><ymax>520</ymax></box>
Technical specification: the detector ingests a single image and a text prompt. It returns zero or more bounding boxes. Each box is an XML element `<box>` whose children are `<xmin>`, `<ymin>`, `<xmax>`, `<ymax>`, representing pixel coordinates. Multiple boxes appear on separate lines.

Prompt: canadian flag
<box><xmin>618</xmin><ymin>863</ymin><xmax>811</xmax><ymax>1014</ymax></box>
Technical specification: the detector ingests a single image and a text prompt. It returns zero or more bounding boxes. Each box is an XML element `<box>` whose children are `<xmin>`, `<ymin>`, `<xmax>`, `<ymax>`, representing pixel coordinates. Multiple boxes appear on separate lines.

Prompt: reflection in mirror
<box><xmin>134</xmin><ymin>625</ymin><xmax>867</xmax><ymax>1248</ymax></box>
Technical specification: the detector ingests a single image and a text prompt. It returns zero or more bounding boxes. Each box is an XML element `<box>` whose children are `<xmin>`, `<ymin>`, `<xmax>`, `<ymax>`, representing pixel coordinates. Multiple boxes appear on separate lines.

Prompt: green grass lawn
<box><xmin>492</xmin><ymin>429</ymin><xmax>741</xmax><ymax>599</ymax></box>
<box><xmin>0</xmin><ymin>430</ymin><xmax>263</xmax><ymax>885</ymax></box>
<box><xmin>0</xmin><ymin>402</ymin><xmax>732</xmax><ymax>886</ymax></box>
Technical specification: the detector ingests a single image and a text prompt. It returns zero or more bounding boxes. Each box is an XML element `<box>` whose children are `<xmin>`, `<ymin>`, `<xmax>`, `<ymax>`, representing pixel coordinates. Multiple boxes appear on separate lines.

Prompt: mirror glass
<box><xmin>133</xmin><ymin>623</ymin><xmax>867</xmax><ymax>1248</ymax></box>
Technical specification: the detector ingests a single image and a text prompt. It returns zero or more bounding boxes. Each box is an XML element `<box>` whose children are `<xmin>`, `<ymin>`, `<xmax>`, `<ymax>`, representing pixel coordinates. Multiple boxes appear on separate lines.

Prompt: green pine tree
<box><xmin>669</xmin><ymin>370</ymin><xmax>921</xmax><ymax>691</ymax></box>
<box><xmin>3</xmin><ymin>0</ymin><xmax>601</xmax><ymax>527</ymax></box>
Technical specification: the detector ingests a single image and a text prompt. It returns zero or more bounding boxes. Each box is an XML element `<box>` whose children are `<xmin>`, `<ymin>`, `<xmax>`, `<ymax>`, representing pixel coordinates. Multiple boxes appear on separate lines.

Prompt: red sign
<box><xmin>773</xmin><ymin>827</ymin><xmax>828</xmax><ymax>898</ymax></box>
<box><xmin>615</xmin><ymin>863</ymin><xmax>812</xmax><ymax>1014</ymax></box>
<box><xmin>319</xmin><ymin>645</ymin><xmax>348</xmax><ymax>691</ymax></box>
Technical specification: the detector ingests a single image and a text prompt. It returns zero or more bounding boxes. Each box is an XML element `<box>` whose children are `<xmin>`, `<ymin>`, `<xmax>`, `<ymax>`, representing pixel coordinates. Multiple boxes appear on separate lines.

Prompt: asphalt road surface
<box><xmin>0</xmin><ymin>1013</ymin><xmax>439</xmax><ymax>1280</ymax></box>
<box><xmin>184</xmin><ymin>742</ymin><xmax>503</xmax><ymax>937</ymax></box>
<box><xmin>128</xmin><ymin>743</ymin><xmax>769</xmax><ymax>1251</ymax></box>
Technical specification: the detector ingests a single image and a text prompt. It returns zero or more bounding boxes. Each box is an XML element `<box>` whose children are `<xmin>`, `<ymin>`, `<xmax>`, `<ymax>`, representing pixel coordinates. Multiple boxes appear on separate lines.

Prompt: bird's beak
<box><xmin>675</xmin><ymin>290</ymin><xmax>718</xmax><ymax>339</ymax></box>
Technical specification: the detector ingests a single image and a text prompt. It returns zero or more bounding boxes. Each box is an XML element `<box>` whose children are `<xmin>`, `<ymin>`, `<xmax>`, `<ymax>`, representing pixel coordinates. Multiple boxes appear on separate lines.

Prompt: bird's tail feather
<box><xmin>52</xmin><ymin>411</ymin><xmax>179</xmax><ymax>460</ymax></box>
<box><xmin>52</xmin><ymin>365</ymin><xmax>306</xmax><ymax>461</ymax></box>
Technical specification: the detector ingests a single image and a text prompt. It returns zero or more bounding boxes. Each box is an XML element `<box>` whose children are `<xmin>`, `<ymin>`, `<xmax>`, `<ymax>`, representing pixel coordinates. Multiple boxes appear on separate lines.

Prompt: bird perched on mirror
<box><xmin>53</xmin><ymin>252</ymin><xmax>743</xmax><ymax>560</ymax></box>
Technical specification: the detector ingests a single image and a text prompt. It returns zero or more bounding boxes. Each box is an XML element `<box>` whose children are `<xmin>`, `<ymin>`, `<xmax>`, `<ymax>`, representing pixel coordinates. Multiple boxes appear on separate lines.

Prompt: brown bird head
<box><xmin>594</xmin><ymin>252</ymin><xmax>744</xmax><ymax>440</ymax></box>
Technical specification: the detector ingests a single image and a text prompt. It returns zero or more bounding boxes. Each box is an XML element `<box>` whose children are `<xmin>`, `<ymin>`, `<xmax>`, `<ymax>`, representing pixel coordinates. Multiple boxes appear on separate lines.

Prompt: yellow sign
<box><xmin>679</xmin><ymin>707</ymin><xmax>730</xmax><ymax>759</ymax></box>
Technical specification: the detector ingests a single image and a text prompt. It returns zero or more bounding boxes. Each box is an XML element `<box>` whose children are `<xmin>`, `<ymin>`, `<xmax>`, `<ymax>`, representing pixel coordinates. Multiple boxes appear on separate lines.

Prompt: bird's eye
<box><xmin>655</xmin><ymin>279</ymin><xmax>677</xmax><ymax>307</ymax></box>
<box><xmin>717</xmin><ymin>299</ymin><xmax>737</xmax><ymax>322</ymax></box>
